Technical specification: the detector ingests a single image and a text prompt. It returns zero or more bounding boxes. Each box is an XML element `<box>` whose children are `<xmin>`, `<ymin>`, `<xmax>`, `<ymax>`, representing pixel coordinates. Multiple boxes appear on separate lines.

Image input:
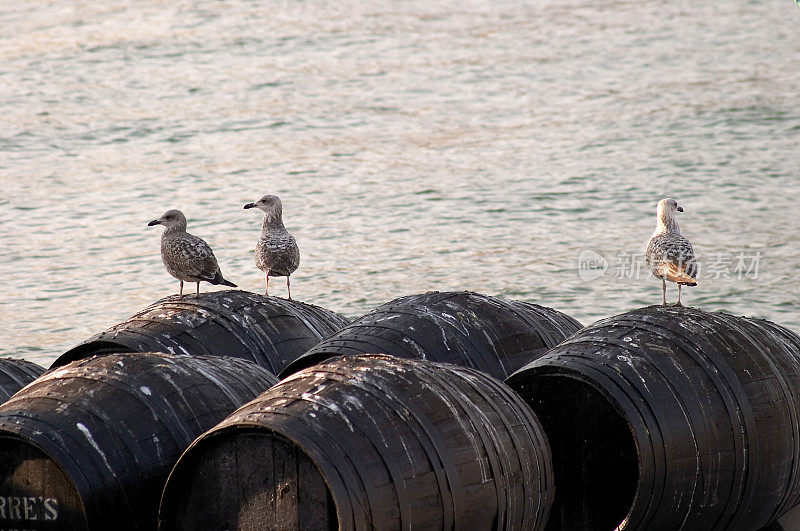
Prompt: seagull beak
<box><xmin>677</xmin><ymin>206</ymin><xmax>684</xmax><ymax>212</ymax></box>
<box><xmin>148</xmin><ymin>219</ymin><xmax>161</xmax><ymax>226</ymax></box>
<box><xmin>243</xmin><ymin>203</ymin><xmax>255</xmax><ymax>209</ymax></box>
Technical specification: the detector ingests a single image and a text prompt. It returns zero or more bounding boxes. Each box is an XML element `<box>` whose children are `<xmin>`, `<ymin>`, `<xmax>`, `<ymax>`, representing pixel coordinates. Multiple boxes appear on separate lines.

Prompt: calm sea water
<box><xmin>2</xmin><ymin>0</ymin><xmax>799</xmax><ymax>367</ymax></box>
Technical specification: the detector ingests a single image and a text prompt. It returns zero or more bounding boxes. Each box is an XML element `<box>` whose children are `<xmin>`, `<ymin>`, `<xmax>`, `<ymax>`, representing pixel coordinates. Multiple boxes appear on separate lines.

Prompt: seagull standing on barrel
<box><xmin>645</xmin><ymin>198</ymin><xmax>698</xmax><ymax>306</ymax></box>
<box><xmin>244</xmin><ymin>195</ymin><xmax>300</xmax><ymax>299</ymax></box>
<box><xmin>148</xmin><ymin>209</ymin><xmax>237</xmax><ymax>298</ymax></box>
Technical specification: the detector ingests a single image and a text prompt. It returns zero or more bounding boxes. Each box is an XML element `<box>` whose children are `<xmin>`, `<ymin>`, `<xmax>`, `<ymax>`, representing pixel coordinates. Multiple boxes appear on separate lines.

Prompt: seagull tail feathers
<box><xmin>210</xmin><ymin>270</ymin><xmax>237</xmax><ymax>287</ymax></box>
<box><xmin>658</xmin><ymin>263</ymin><xmax>698</xmax><ymax>286</ymax></box>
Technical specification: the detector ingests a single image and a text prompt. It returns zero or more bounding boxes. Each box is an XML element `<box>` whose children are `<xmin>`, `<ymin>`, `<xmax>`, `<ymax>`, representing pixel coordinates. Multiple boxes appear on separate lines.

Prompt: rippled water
<box><xmin>2</xmin><ymin>0</ymin><xmax>799</xmax><ymax>367</ymax></box>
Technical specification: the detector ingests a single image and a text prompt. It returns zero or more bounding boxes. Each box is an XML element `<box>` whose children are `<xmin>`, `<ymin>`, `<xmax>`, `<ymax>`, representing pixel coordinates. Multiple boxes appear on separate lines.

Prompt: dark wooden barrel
<box><xmin>0</xmin><ymin>358</ymin><xmax>45</xmax><ymax>403</ymax></box>
<box><xmin>506</xmin><ymin>305</ymin><xmax>800</xmax><ymax>531</ymax></box>
<box><xmin>280</xmin><ymin>290</ymin><xmax>582</xmax><ymax>379</ymax></box>
<box><xmin>159</xmin><ymin>354</ymin><xmax>554</xmax><ymax>531</ymax></box>
<box><xmin>50</xmin><ymin>290</ymin><xmax>350</xmax><ymax>374</ymax></box>
<box><xmin>0</xmin><ymin>352</ymin><xmax>278</xmax><ymax>531</ymax></box>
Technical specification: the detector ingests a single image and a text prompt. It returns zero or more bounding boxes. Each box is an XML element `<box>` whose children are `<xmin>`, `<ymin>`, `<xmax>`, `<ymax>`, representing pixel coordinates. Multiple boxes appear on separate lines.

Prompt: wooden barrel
<box><xmin>281</xmin><ymin>291</ymin><xmax>582</xmax><ymax>379</ymax></box>
<box><xmin>51</xmin><ymin>290</ymin><xmax>350</xmax><ymax>375</ymax></box>
<box><xmin>506</xmin><ymin>305</ymin><xmax>800</xmax><ymax>530</ymax></box>
<box><xmin>0</xmin><ymin>358</ymin><xmax>44</xmax><ymax>403</ymax></box>
<box><xmin>0</xmin><ymin>352</ymin><xmax>278</xmax><ymax>530</ymax></box>
<box><xmin>159</xmin><ymin>354</ymin><xmax>554</xmax><ymax>531</ymax></box>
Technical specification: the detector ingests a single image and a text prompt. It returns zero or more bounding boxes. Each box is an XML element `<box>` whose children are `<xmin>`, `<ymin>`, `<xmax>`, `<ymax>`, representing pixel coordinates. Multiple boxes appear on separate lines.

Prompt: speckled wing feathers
<box><xmin>255</xmin><ymin>231</ymin><xmax>300</xmax><ymax>276</ymax></box>
<box><xmin>161</xmin><ymin>233</ymin><xmax>222</xmax><ymax>283</ymax></box>
<box><xmin>646</xmin><ymin>233</ymin><xmax>698</xmax><ymax>285</ymax></box>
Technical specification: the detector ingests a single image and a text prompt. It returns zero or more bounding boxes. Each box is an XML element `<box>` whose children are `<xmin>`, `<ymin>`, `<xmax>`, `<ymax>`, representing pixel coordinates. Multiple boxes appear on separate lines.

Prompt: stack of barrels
<box><xmin>2</xmin><ymin>289</ymin><xmax>799</xmax><ymax>530</ymax></box>
<box><xmin>0</xmin><ymin>291</ymin><xmax>350</xmax><ymax>530</ymax></box>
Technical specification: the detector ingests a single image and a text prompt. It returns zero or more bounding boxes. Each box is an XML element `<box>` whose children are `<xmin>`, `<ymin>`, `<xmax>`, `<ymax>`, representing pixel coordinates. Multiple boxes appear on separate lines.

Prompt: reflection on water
<box><xmin>2</xmin><ymin>0</ymin><xmax>799</xmax><ymax>366</ymax></box>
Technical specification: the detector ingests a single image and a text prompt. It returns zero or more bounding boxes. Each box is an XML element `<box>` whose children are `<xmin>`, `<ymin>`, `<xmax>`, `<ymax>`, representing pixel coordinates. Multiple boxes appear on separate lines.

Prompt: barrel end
<box><xmin>0</xmin><ymin>435</ymin><xmax>88</xmax><ymax>529</ymax></box>
<box><xmin>507</xmin><ymin>370</ymin><xmax>638</xmax><ymax>530</ymax></box>
<box><xmin>160</xmin><ymin>428</ymin><xmax>338</xmax><ymax>531</ymax></box>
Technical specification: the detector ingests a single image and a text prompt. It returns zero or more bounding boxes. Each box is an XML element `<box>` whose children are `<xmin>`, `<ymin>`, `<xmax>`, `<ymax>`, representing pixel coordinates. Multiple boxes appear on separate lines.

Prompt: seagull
<box><xmin>645</xmin><ymin>198</ymin><xmax>698</xmax><ymax>306</ymax></box>
<box><xmin>243</xmin><ymin>195</ymin><xmax>300</xmax><ymax>299</ymax></box>
<box><xmin>148</xmin><ymin>209</ymin><xmax>236</xmax><ymax>298</ymax></box>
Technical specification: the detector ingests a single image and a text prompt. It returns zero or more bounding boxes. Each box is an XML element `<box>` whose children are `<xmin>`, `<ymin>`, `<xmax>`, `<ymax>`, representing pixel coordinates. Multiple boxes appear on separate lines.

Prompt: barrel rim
<box><xmin>507</xmin><ymin>363</ymin><xmax>643</xmax><ymax>528</ymax></box>
<box><xmin>508</xmin><ymin>362</ymin><xmax>638</xmax><ymax>438</ymax></box>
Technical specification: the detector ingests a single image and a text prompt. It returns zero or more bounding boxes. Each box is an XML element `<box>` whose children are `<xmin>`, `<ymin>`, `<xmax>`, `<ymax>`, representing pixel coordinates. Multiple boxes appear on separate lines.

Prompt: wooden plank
<box><xmin>273</xmin><ymin>430</ymin><xmax>299</xmax><ymax>530</ymax></box>
<box><xmin>235</xmin><ymin>432</ymin><xmax>273</xmax><ymax>531</ymax></box>
<box><xmin>182</xmin><ymin>434</ymin><xmax>239</xmax><ymax>530</ymax></box>
<box><xmin>297</xmin><ymin>442</ymin><xmax>336</xmax><ymax>530</ymax></box>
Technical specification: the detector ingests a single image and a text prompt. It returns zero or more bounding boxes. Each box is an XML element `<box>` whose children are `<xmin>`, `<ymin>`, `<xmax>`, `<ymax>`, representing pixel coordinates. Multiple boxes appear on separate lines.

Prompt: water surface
<box><xmin>2</xmin><ymin>0</ymin><xmax>799</xmax><ymax>366</ymax></box>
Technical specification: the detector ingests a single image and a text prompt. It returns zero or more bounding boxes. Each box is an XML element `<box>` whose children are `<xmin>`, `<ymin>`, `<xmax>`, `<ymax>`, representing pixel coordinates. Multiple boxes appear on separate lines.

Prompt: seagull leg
<box><xmin>196</xmin><ymin>282</ymin><xmax>200</xmax><ymax>297</ymax></box>
<box><xmin>287</xmin><ymin>276</ymin><xmax>292</xmax><ymax>300</ymax></box>
<box><xmin>676</xmin><ymin>284</ymin><xmax>683</xmax><ymax>307</ymax></box>
<box><xmin>265</xmin><ymin>273</ymin><xmax>269</xmax><ymax>296</ymax></box>
<box><xmin>179</xmin><ymin>280</ymin><xmax>184</xmax><ymax>299</ymax></box>
<box><xmin>661</xmin><ymin>278</ymin><xmax>667</xmax><ymax>306</ymax></box>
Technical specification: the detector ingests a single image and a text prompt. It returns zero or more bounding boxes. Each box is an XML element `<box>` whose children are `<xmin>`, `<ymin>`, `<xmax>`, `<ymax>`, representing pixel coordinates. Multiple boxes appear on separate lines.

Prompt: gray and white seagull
<box><xmin>244</xmin><ymin>195</ymin><xmax>300</xmax><ymax>299</ymax></box>
<box><xmin>148</xmin><ymin>209</ymin><xmax>236</xmax><ymax>298</ymax></box>
<box><xmin>645</xmin><ymin>198</ymin><xmax>698</xmax><ymax>306</ymax></box>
